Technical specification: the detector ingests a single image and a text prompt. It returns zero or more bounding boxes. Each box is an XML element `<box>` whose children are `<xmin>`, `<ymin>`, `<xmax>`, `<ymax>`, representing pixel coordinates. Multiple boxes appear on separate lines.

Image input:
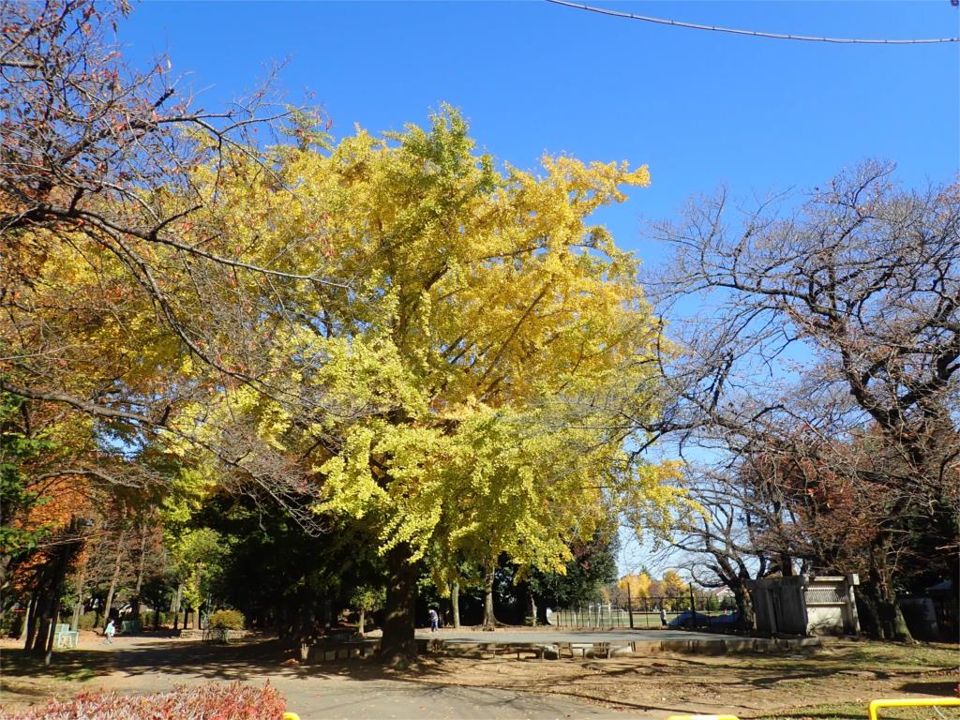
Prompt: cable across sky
<box><xmin>546</xmin><ymin>0</ymin><xmax>960</xmax><ymax>45</ymax></box>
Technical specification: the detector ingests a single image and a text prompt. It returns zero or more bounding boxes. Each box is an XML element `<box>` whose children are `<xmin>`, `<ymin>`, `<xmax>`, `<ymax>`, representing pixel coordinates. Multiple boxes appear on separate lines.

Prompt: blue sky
<box><xmin>122</xmin><ymin>1</ymin><xmax>958</xmax><ymax>273</ymax></box>
<box><xmin>120</xmin><ymin>1</ymin><xmax>958</xmax><ymax>576</ymax></box>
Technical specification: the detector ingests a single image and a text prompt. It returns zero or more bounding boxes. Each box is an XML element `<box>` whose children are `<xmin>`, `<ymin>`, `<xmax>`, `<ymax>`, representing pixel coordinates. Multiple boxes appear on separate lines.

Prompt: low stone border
<box><xmin>299</xmin><ymin>635</ymin><xmax>822</xmax><ymax>663</ymax></box>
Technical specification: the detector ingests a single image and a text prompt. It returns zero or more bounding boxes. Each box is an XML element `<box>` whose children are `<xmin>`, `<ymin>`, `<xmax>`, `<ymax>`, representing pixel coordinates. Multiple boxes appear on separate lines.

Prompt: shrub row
<box><xmin>1</xmin><ymin>682</ymin><xmax>285</xmax><ymax>719</ymax></box>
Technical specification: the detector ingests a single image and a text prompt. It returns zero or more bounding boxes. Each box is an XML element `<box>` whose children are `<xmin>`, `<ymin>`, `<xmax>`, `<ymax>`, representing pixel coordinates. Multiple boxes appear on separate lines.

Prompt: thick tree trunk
<box><xmin>451</xmin><ymin>581</ymin><xmax>461</xmax><ymax>629</ymax></box>
<box><xmin>859</xmin><ymin>590</ymin><xmax>885</xmax><ymax>639</ymax></box>
<box><xmin>732</xmin><ymin>583</ymin><xmax>756</xmax><ymax>631</ymax></box>
<box><xmin>29</xmin><ymin>582</ymin><xmax>56</xmax><ymax>655</ymax></box>
<box><xmin>868</xmin><ymin>546</ymin><xmax>913</xmax><ymax>642</ymax></box>
<box><xmin>101</xmin><ymin>530</ymin><xmax>125</xmax><ymax>629</ymax></box>
<box><xmin>878</xmin><ymin>595</ymin><xmax>913</xmax><ymax>642</ymax></box>
<box><xmin>26</xmin><ymin>531</ymin><xmax>79</xmax><ymax>655</ymax></box>
<box><xmin>381</xmin><ymin>543</ymin><xmax>418</xmax><ymax>665</ymax></box>
<box><xmin>482</xmin><ymin>561</ymin><xmax>497</xmax><ymax>630</ymax></box>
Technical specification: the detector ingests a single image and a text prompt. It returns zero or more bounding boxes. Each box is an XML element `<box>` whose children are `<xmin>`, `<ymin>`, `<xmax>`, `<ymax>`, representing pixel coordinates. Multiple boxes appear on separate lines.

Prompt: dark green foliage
<box><xmin>529</xmin><ymin>528</ymin><xmax>619</xmax><ymax>614</ymax></box>
<box><xmin>0</xmin><ymin>392</ymin><xmax>54</xmax><ymax>563</ymax></box>
<box><xmin>194</xmin><ymin>494</ymin><xmax>386</xmax><ymax>640</ymax></box>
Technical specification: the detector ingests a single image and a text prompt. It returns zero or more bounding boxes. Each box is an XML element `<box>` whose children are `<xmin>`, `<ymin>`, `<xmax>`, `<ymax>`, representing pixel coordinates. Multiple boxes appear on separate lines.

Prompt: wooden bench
<box><xmin>53</xmin><ymin>623</ymin><xmax>79</xmax><ymax>649</ymax></box>
<box><xmin>557</xmin><ymin>642</ymin><xmax>587</xmax><ymax>659</ymax></box>
<box><xmin>504</xmin><ymin>643</ymin><xmax>549</xmax><ymax>660</ymax></box>
<box><xmin>591</xmin><ymin>642</ymin><xmax>612</xmax><ymax>658</ymax></box>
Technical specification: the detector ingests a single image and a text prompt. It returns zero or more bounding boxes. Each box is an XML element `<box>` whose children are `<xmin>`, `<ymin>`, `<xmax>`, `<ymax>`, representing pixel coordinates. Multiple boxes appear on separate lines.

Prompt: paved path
<box><xmin>271</xmin><ymin>676</ymin><xmax>648</xmax><ymax>720</ymax></box>
<box><xmin>16</xmin><ymin>635</ymin><xmax>665</xmax><ymax>720</ymax></box>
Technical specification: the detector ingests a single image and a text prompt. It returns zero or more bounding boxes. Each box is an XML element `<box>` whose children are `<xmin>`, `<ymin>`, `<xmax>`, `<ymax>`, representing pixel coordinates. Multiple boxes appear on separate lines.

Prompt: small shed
<box><xmin>750</xmin><ymin>574</ymin><xmax>859</xmax><ymax>636</ymax></box>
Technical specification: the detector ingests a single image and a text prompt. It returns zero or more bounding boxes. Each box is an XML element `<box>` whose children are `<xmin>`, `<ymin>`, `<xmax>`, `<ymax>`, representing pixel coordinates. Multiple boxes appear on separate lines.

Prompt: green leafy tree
<box><xmin>530</xmin><ymin>528</ymin><xmax>619</xmax><ymax>619</ymax></box>
<box><xmin>0</xmin><ymin>392</ymin><xmax>53</xmax><ymax>584</ymax></box>
<box><xmin>350</xmin><ymin>585</ymin><xmax>386</xmax><ymax>637</ymax></box>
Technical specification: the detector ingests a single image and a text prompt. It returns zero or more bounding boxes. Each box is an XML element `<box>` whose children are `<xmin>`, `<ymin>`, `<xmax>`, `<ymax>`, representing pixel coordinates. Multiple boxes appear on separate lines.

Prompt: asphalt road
<box><xmin>17</xmin><ymin>634</ymin><xmax>669</xmax><ymax>720</ymax></box>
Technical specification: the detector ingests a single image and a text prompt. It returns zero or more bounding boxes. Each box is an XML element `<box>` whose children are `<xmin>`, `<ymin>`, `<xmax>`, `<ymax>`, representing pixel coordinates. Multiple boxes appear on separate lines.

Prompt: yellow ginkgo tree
<box><xmin>179</xmin><ymin>106</ymin><xmax>682</xmax><ymax>661</ymax></box>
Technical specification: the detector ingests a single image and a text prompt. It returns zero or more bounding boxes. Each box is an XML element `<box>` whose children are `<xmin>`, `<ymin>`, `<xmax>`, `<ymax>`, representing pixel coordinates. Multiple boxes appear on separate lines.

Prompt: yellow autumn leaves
<box><xmin>167</xmin><ymin>106</ymin><xmax>682</xmax><ymax>582</ymax></box>
<box><xmin>8</xmin><ymin>105</ymin><xmax>686</xmax><ymax>584</ymax></box>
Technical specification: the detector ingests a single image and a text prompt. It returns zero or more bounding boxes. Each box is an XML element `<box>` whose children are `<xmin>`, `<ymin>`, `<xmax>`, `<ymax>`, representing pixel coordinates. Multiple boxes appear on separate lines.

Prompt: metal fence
<box><xmin>549</xmin><ymin>596</ymin><xmax>734</xmax><ymax>630</ymax></box>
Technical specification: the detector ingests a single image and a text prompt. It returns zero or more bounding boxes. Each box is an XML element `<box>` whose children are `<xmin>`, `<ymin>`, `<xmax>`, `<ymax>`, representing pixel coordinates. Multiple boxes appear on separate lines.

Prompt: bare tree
<box><xmin>645</xmin><ymin>162</ymin><xmax>959</xmax><ymax>639</ymax></box>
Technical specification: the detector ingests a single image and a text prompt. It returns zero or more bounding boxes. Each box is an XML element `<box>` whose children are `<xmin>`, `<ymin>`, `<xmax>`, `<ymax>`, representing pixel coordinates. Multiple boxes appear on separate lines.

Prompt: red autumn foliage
<box><xmin>0</xmin><ymin>682</ymin><xmax>287</xmax><ymax>720</ymax></box>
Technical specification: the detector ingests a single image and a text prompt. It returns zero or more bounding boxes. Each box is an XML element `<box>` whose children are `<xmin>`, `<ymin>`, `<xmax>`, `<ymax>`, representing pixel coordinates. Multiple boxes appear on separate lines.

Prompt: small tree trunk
<box><xmin>0</xmin><ymin>553</ymin><xmax>11</xmax><ymax>593</ymax></box>
<box><xmin>172</xmin><ymin>583</ymin><xmax>183</xmax><ymax>630</ymax></box>
<box><xmin>381</xmin><ymin>543</ymin><xmax>418</xmax><ymax>665</ymax></box>
<box><xmin>130</xmin><ymin>522</ymin><xmax>148</xmax><ymax>626</ymax></box>
<box><xmin>43</xmin><ymin>599</ymin><xmax>61</xmax><ymax>666</ymax></box>
<box><xmin>482</xmin><ymin>560</ymin><xmax>497</xmax><ymax>630</ymax></box>
<box><xmin>101</xmin><ymin>530</ymin><xmax>126</xmax><ymax>629</ymax></box>
<box><xmin>19</xmin><ymin>594</ymin><xmax>33</xmax><ymax>642</ymax></box>
<box><xmin>71</xmin><ymin>554</ymin><xmax>89</xmax><ymax>631</ymax></box>
<box><xmin>29</xmin><ymin>585</ymin><xmax>56</xmax><ymax>655</ymax></box>
<box><xmin>23</xmin><ymin>594</ymin><xmax>39</xmax><ymax>650</ymax></box>
<box><xmin>527</xmin><ymin>589</ymin><xmax>537</xmax><ymax>627</ymax></box>
<box><xmin>358</xmin><ymin>607</ymin><xmax>366</xmax><ymax>638</ymax></box>
<box><xmin>451</xmin><ymin>581</ymin><xmax>461</xmax><ymax>629</ymax></box>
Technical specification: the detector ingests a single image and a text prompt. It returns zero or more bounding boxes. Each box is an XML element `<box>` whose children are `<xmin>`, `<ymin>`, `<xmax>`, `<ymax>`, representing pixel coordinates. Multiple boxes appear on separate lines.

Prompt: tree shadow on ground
<box><xmin>1</xmin><ymin>638</ymin><xmax>513</xmax><ymax>684</ymax></box>
<box><xmin>898</xmin><ymin>679</ymin><xmax>959</xmax><ymax>696</ymax></box>
<box><xmin>1</xmin><ymin>638</ymin><xmax>695</xmax><ymax>716</ymax></box>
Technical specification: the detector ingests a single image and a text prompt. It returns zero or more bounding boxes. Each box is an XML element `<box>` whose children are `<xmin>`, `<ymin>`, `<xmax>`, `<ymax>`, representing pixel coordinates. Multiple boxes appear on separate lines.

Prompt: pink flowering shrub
<box><xmin>1</xmin><ymin>682</ymin><xmax>286</xmax><ymax>720</ymax></box>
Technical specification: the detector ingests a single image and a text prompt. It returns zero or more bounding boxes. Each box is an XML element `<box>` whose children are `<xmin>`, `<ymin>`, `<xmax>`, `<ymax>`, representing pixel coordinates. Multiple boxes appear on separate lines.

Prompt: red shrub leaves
<box><xmin>1</xmin><ymin>682</ymin><xmax>286</xmax><ymax>720</ymax></box>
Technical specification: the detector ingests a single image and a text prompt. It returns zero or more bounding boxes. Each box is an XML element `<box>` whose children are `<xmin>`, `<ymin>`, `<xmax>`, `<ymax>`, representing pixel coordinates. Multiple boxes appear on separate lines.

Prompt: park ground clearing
<box><xmin>0</xmin><ymin>632</ymin><xmax>957</xmax><ymax>719</ymax></box>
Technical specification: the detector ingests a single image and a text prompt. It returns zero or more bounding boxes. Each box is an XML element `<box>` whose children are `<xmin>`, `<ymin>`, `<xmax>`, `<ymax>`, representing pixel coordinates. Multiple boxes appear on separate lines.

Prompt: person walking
<box><xmin>103</xmin><ymin>619</ymin><xmax>116</xmax><ymax>644</ymax></box>
<box><xmin>659</xmin><ymin>605</ymin><xmax>668</xmax><ymax>628</ymax></box>
<box><xmin>428</xmin><ymin>608</ymin><xmax>439</xmax><ymax>633</ymax></box>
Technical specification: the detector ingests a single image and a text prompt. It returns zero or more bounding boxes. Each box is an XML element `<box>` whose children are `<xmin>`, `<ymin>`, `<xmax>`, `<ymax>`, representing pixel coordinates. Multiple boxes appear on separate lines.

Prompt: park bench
<box><xmin>556</xmin><ymin>641</ymin><xmax>586</xmax><ymax>659</ymax></box>
<box><xmin>591</xmin><ymin>642</ymin><xmax>612</xmax><ymax>658</ymax></box>
<box><xmin>53</xmin><ymin>623</ymin><xmax>79</xmax><ymax>649</ymax></box>
<box><xmin>501</xmin><ymin>643</ymin><xmax>550</xmax><ymax>660</ymax></box>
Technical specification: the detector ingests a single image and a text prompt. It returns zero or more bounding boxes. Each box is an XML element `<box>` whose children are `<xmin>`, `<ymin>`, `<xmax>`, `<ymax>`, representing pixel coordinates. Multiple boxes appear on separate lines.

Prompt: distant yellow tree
<box><xmin>617</xmin><ymin>572</ymin><xmax>652</xmax><ymax>603</ymax></box>
<box><xmin>662</xmin><ymin>569</ymin><xmax>688</xmax><ymax>602</ymax></box>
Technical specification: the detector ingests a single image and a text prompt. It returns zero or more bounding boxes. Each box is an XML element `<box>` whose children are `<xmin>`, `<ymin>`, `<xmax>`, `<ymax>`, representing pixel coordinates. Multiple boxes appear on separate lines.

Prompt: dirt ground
<box><xmin>1</xmin><ymin>633</ymin><xmax>957</xmax><ymax>719</ymax></box>
<box><xmin>410</xmin><ymin>640</ymin><xmax>960</xmax><ymax>718</ymax></box>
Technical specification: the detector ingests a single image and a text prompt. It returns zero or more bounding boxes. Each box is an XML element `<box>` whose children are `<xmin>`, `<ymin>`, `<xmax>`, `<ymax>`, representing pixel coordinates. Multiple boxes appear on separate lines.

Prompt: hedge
<box><xmin>1</xmin><ymin>682</ymin><xmax>285</xmax><ymax>719</ymax></box>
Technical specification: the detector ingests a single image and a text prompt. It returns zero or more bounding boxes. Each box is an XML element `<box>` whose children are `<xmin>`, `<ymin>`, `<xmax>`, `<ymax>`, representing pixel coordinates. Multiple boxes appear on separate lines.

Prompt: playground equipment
<box><xmin>667</xmin><ymin>697</ymin><xmax>960</xmax><ymax>720</ymax></box>
<box><xmin>868</xmin><ymin>697</ymin><xmax>960</xmax><ymax>719</ymax></box>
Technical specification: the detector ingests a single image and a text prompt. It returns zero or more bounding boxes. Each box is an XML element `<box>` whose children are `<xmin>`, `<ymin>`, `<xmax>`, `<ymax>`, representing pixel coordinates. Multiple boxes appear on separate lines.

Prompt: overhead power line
<box><xmin>546</xmin><ymin>0</ymin><xmax>960</xmax><ymax>45</ymax></box>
